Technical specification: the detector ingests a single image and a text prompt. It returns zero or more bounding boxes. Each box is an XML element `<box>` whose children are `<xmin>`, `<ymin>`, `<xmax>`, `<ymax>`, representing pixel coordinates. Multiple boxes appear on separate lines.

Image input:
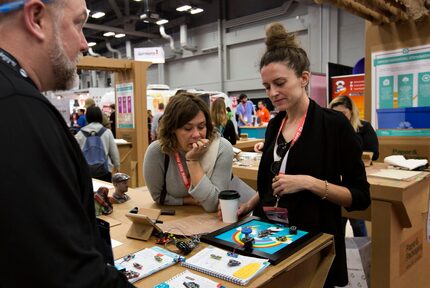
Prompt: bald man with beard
<box><xmin>0</xmin><ymin>0</ymin><xmax>133</xmax><ymax>287</ymax></box>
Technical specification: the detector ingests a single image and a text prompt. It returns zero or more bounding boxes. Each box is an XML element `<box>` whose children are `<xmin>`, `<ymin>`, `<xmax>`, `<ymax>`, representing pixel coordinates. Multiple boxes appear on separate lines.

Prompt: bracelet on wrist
<box><xmin>321</xmin><ymin>180</ymin><xmax>328</xmax><ymax>200</ymax></box>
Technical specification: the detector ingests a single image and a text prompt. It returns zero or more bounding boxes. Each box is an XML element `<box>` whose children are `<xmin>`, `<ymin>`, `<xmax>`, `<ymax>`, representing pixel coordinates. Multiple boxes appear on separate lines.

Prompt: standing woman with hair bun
<box><xmin>227</xmin><ymin>23</ymin><xmax>370</xmax><ymax>287</ymax></box>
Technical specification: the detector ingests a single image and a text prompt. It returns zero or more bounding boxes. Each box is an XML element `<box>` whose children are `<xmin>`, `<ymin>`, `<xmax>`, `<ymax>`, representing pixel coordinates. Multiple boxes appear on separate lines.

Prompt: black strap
<box><xmin>0</xmin><ymin>48</ymin><xmax>38</xmax><ymax>88</ymax></box>
<box><xmin>82</xmin><ymin>127</ymin><xmax>107</xmax><ymax>138</ymax></box>
<box><xmin>159</xmin><ymin>154</ymin><xmax>170</xmax><ymax>205</ymax></box>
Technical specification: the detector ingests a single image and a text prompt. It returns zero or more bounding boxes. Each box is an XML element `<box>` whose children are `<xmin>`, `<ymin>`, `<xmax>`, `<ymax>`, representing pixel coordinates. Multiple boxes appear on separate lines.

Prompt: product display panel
<box><xmin>201</xmin><ymin>216</ymin><xmax>321</xmax><ymax>264</ymax></box>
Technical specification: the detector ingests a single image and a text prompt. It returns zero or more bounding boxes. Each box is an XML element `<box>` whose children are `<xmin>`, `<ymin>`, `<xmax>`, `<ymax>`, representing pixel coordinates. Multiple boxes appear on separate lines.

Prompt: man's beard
<box><xmin>48</xmin><ymin>26</ymin><xmax>81</xmax><ymax>91</ymax></box>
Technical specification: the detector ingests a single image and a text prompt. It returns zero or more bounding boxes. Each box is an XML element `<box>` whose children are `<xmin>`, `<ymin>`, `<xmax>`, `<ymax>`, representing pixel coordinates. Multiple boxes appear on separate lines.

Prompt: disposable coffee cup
<box><xmin>219</xmin><ymin>190</ymin><xmax>240</xmax><ymax>223</ymax></box>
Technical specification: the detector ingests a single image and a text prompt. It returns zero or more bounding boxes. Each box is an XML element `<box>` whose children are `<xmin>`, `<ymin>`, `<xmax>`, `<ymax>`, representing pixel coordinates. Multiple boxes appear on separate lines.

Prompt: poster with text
<box><xmin>116</xmin><ymin>83</ymin><xmax>135</xmax><ymax>128</ymax></box>
<box><xmin>331</xmin><ymin>74</ymin><xmax>365</xmax><ymax>119</ymax></box>
<box><xmin>371</xmin><ymin>44</ymin><xmax>430</xmax><ymax>125</ymax></box>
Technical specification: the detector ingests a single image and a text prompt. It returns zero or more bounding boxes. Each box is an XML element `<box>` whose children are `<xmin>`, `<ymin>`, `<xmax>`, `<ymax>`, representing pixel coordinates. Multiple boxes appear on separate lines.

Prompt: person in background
<box><xmin>77</xmin><ymin>108</ymin><xmax>87</xmax><ymax>128</ymax></box>
<box><xmin>329</xmin><ymin>96</ymin><xmax>379</xmax><ymax>161</ymax></box>
<box><xmin>70</xmin><ymin>112</ymin><xmax>80</xmax><ymax>134</ymax></box>
<box><xmin>151</xmin><ymin>102</ymin><xmax>165</xmax><ymax>141</ymax></box>
<box><xmin>224</xmin><ymin>23</ymin><xmax>370</xmax><ymax>287</ymax></box>
<box><xmin>256</xmin><ymin>100</ymin><xmax>270</xmax><ymax>124</ymax></box>
<box><xmin>227</xmin><ymin>106</ymin><xmax>240</xmax><ymax>138</ymax></box>
<box><xmin>211</xmin><ymin>98</ymin><xmax>237</xmax><ymax>145</ymax></box>
<box><xmin>85</xmin><ymin>98</ymin><xmax>111</xmax><ymax>129</ymax></box>
<box><xmin>75</xmin><ymin>106</ymin><xmax>120</xmax><ymax>182</ymax></box>
<box><xmin>0</xmin><ymin>0</ymin><xmax>132</xmax><ymax>286</ymax></box>
<box><xmin>329</xmin><ymin>95</ymin><xmax>379</xmax><ymax>237</ymax></box>
<box><xmin>144</xmin><ymin>92</ymin><xmax>233</xmax><ymax>212</ymax></box>
<box><xmin>226</xmin><ymin>106</ymin><xmax>234</xmax><ymax>121</ymax></box>
<box><xmin>236</xmin><ymin>93</ymin><xmax>255</xmax><ymax>126</ymax></box>
<box><xmin>109</xmin><ymin>103</ymin><xmax>116</xmax><ymax>138</ymax></box>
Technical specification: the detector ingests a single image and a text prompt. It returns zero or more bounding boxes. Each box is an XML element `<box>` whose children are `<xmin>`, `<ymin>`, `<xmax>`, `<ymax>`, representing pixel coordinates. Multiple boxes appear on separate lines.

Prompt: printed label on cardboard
<box><xmin>399</xmin><ymin>230</ymin><xmax>423</xmax><ymax>275</ymax></box>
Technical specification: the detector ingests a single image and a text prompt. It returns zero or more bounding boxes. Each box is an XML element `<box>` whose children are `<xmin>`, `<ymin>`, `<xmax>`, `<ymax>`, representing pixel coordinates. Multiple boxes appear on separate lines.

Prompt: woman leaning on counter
<box><xmin>144</xmin><ymin>92</ymin><xmax>234</xmax><ymax>212</ymax></box>
<box><xmin>232</xmin><ymin>23</ymin><xmax>370</xmax><ymax>287</ymax></box>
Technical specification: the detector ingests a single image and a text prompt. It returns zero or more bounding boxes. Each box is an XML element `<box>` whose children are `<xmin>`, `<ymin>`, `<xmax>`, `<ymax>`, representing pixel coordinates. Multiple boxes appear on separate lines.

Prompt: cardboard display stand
<box><xmin>125</xmin><ymin>208</ymin><xmax>161</xmax><ymax>241</ymax></box>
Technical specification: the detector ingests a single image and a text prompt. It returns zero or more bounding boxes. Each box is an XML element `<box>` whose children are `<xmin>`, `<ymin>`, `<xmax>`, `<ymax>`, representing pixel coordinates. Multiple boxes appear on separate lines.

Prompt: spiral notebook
<box><xmin>153</xmin><ymin>270</ymin><xmax>225</xmax><ymax>288</ymax></box>
<box><xmin>181</xmin><ymin>246</ymin><xmax>270</xmax><ymax>286</ymax></box>
<box><xmin>114</xmin><ymin>246</ymin><xmax>180</xmax><ymax>284</ymax></box>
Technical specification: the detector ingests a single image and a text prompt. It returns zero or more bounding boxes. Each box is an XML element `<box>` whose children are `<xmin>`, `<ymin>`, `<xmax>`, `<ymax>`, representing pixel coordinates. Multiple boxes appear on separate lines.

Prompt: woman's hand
<box><xmin>272</xmin><ymin>174</ymin><xmax>310</xmax><ymax>197</ymax></box>
<box><xmin>254</xmin><ymin>142</ymin><xmax>264</xmax><ymax>152</ymax></box>
<box><xmin>185</xmin><ymin>138</ymin><xmax>210</xmax><ymax>160</ymax></box>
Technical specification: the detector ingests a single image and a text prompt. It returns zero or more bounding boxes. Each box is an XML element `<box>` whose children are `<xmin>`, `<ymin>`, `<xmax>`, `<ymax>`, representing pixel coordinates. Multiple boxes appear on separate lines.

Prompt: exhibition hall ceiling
<box><xmin>83</xmin><ymin>0</ymin><xmax>306</xmax><ymax>53</ymax></box>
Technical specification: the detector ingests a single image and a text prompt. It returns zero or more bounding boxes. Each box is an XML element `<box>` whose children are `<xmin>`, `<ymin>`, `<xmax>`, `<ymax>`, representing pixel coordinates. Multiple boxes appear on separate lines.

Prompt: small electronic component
<box><xmin>129</xmin><ymin>207</ymin><xmax>138</xmax><ymax>214</ymax></box>
<box><xmin>183</xmin><ymin>281</ymin><xmax>200</xmax><ymax>288</ymax></box>
<box><xmin>242</xmin><ymin>236</ymin><xmax>255</xmax><ymax>251</ymax></box>
<box><xmin>276</xmin><ymin>236</ymin><xmax>288</xmax><ymax>242</ymax></box>
<box><xmin>210</xmin><ymin>254</ymin><xmax>222</xmax><ymax>260</ymax></box>
<box><xmin>122</xmin><ymin>254</ymin><xmax>135</xmax><ymax>262</ymax></box>
<box><xmin>176</xmin><ymin>240</ymin><xmax>193</xmax><ymax>255</ymax></box>
<box><xmin>258</xmin><ymin>229</ymin><xmax>272</xmax><ymax>238</ymax></box>
<box><xmin>289</xmin><ymin>225</ymin><xmax>297</xmax><ymax>235</ymax></box>
<box><xmin>132</xmin><ymin>262</ymin><xmax>142</xmax><ymax>270</ymax></box>
<box><xmin>228</xmin><ymin>259</ymin><xmax>241</xmax><ymax>267</ymax></box>
<box><xmin>227</xmin><ymin>252</ymin><xmax>238</xmax><ymax>258</ymax></box>
<box><xmin>241</xmin><ymin>226</ymin><xmax>255</xmax><ymax>250</ymax></box>
<box><xmin>154</xmin><ymin>255</ymin><xmax>163</xmax><ymax>262</ymax></box>
<box><xmin>160</xmin><ymin>209</ymin><xmax>176</xmax><ymax>215</ymax></box>
<box><xmin>124</xmin><ymin>270</ymin><xmax>140</xmax><ymax>279</ymax></box>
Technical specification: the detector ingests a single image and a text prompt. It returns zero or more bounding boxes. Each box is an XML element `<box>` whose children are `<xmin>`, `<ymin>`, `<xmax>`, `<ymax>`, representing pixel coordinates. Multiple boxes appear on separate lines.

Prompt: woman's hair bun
<box><xmin>265</xmin><ymin>22</ymin><xmax>299</xmax><ymax>51</ymax></box>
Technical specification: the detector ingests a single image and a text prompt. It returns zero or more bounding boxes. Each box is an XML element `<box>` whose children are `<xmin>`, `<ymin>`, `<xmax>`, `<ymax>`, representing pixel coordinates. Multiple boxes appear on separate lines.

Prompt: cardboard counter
<box><xmin>98</xmin><ymin>182</ymin><xmax>335</xmax><ymax>288</ymax></box>
<box><xmin>234</xmin><ymin>138</ymin><xmax>264</xmax><ymax>152</ymax></box>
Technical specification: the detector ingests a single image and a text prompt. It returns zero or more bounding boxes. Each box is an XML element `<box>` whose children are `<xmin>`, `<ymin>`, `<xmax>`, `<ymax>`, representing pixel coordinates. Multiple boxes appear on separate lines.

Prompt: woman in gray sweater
<box><xmin>144</xmin><ymin>92</ymin><xmax>234</xmax><ymax>212</ymax></box>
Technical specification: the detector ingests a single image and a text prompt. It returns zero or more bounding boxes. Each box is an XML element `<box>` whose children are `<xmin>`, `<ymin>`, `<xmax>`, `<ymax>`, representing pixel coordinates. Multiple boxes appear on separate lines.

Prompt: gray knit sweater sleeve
<box><xmin>143</xmin><ymin>138</ymin><xmax>234</xmax><ymax>212</ymax></box>
<box><xmin>189</xmin><ymin>137</ymin><xmax>233</xmax><ymax>212</ymax></box>
<box><xmin>143</xmin><ymin>141</ymin><xmax>183</xmax><ymax>205</ymax></box>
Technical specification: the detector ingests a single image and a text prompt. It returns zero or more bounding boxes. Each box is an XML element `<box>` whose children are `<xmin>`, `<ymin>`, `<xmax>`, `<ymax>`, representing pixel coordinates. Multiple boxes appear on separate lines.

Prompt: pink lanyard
<box><xmin>273</xmin><ymin>109</ymin><xmax>307</xmax><ymax>175</ymax></box>
<box><xmin>174</xmin><ymin>153</ymin><xmax>191</xmax><ymax>189</ymax></box>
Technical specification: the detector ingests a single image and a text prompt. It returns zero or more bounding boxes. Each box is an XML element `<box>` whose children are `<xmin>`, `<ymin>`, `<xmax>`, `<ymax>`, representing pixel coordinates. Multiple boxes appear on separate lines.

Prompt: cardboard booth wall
<box><xmin>378</xmin><ymin>136</ymin><xmax>430</xmax><ymax>161</ymax></box>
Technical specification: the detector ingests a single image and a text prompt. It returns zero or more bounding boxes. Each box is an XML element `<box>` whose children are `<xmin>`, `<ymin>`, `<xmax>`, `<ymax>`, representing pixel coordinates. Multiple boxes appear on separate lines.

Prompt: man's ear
<box><xmin>301</xmin><ymin>71</ymin><xmax>310</xmax><ymax>88</ymax></box>
<box><xmin>22</xmin><ymin>2</ymin><xmax>49</xmax><ymax>41</ymax></box>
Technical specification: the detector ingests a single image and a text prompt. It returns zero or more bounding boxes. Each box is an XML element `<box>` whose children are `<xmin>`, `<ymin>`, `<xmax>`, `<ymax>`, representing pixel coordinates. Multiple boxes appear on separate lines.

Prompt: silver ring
<box><xmin>203</xmin><ymin>145</ymin><xmax>208</xmax><ymax>148</ymax></box>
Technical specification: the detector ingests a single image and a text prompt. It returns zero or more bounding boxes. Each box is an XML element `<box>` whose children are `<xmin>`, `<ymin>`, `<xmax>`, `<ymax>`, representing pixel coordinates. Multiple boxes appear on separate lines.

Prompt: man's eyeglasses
<box><xmin>0</xmin><ymin>0</ymin><xmax>50</xmax><ymax>13</ymax></box>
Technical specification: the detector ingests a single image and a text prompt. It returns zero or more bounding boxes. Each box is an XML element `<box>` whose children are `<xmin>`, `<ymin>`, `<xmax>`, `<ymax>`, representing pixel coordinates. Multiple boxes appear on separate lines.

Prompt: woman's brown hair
<box><xmin>211</xmin><ymin>98</ymin><xmax>228</xmax><ymax>129</ymax></box>
<box><xmin>260</xmin><ymin>22</ymin><xmax>310</xmax><ymax>79</ymax></box>
<box><xmin>158</xmin><ymin>92</ymin><xmax>215</xmax><ymax>154</ymax></box>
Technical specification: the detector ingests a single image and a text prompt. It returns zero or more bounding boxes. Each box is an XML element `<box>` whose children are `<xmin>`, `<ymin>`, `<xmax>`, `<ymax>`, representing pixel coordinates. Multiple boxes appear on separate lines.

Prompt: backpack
<box><xmin>81</xmin><ymin>128</ymin><xmax>109</xmax><ymax>177</ymax></box>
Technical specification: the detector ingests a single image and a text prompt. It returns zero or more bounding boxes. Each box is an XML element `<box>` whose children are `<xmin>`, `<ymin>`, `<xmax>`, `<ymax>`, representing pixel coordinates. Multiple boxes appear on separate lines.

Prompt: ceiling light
<box><xmin>91</xmin><ymin>12</ymin><xmax>105</xmax><ymax>19</ymax></box>
<box><xmin>176</xmin><ymin>5</ymin><xmax>192</xmax><ymax>12</ymax></box>
<box><xmin>134</xmin><ymin>0</ymin><xmax>142</xmax><ymax>2</ymax></box>
<box><xmin>190</xmin><ymin>8</ymin><xmax>204</xmax><ymax>14</ymax></box>
<box><xmin>156</xmin><ymin>19</ymin><xmax>169</xmax><ymax>25</ymax></box>
<box><xmin>103</xmin><ymin>31</ymin><xmax>115</xmax><ymax>37</ymax></box>
<box><xmin>88</xmin><ymin>42</ymin><xmax>97</xmax><ymax>47</ymax></box>
<box><xmin>115</xmin><ymin>33</ymin><xmax>126</xmax><ymax>38</ymax></box>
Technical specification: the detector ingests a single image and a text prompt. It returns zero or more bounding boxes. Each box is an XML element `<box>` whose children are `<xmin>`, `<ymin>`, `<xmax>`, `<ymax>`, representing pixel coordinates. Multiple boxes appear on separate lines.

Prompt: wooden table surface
<box><xmin>98</xmin><ymin>183</ymin><xmax>335</xmax><ymax>288</ymax></box>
